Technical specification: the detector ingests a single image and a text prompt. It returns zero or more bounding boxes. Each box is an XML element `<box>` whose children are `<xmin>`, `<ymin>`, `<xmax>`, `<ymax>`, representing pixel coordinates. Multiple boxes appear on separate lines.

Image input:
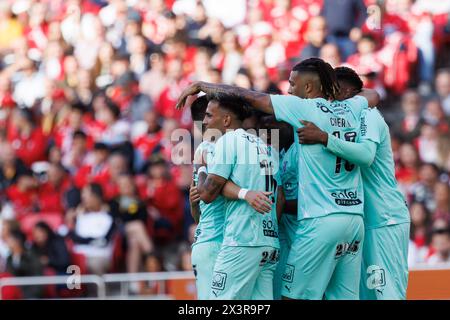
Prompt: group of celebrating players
<box><xmin>176</xmin><ymin>57</ymin><xmax>411</xmax><ymax>300</ymax></box>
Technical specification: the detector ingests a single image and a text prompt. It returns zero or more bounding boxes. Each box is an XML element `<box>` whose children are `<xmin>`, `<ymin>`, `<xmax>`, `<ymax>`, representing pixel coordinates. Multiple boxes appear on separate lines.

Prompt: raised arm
<box><xmin>176</xmin><ymin>81</ymin><xmax>274</xmax><ymax>115</ymax></box>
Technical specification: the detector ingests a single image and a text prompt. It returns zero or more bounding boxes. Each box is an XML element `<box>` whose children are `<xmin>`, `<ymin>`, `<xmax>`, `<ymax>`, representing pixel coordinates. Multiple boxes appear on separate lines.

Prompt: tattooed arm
<box><xmin>176</xmin><ymin>81</ymin><xmax>274</xmax><ymax>115</ymax></box>
<box><xmin>197</xmin><ymin>171</ymin><xmax>228</xmax><ymax>204</ymax></box>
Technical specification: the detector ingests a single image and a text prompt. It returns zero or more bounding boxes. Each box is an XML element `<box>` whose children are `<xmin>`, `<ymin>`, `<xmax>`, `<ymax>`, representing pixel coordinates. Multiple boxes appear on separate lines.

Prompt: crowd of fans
<box><xmin>0</xmin><ymin>0</ymin><xmax>449</xmax><ymax>298</ymax></box>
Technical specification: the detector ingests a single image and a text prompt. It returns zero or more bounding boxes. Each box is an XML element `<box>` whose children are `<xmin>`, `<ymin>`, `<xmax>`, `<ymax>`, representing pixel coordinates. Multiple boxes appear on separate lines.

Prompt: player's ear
<box><xmin>223</xmin><ymin>114</ymin><xmax>231</xmax><ymax>128</ymax></box>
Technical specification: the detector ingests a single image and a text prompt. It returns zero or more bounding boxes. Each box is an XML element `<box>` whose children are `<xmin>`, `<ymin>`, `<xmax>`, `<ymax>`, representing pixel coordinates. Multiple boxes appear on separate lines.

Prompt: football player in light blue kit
<box><xmin>297</xmin><ymin>67</ymin><xmax>410</xmax><ymax>300</ymax></box>
<box><xmin>255</xmin><ymin>115</ymin><xmax>300</xmax><ymax>300</ymax></box>
<box><xmin>175</xmin><ymin>57</ymin><xmax>380</xmax><ymax>300</ymax></box>
<box><xmin>189</xmin><ymin>95</ymin><xmax>275</xmax><ymax>299</ymax></box>
<box><xmin>187</xmin><ymin>93</ymin><xmax>283</xmax><ymax>300</ymax></box>
<box><xmin>189</xmin><ymin>96</ymin><xmax>226</xmax><ymax>300</ymax></box>
<box><xmin>273</xmin><ymin>141</ymin><xmax>299</xmax><ymax>299</ymax></box>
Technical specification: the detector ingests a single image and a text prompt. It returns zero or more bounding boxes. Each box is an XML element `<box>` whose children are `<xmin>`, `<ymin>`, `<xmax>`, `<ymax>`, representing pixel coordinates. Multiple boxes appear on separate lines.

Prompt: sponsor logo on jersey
<box><xmin>262</xmin><ymin>220</ymin><xmax>278</xmax><ymax>238</ymax></box>
<box><xmin>282</xmin><ymin>264</ymin><xmax>295</xmax><ymax>283</ymax></box>
<box><xmin>331</xmin><ymin>189</ymin><xmax>362</xmax><ymax>206</ymax></box>
<box><xmin>211</xmin><ymin>272</ymin><xmax>227</xmax><ymax>291</ymax></box>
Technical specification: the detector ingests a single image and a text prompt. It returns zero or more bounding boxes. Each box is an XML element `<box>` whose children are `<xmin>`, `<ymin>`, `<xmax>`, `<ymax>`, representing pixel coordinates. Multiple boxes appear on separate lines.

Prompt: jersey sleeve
<box><xmin>270</xmin><ymin>95</ymin><xmax>317</xmax><ymax>128</ymax></box>
<box><xmin>326</xmin><ymin>133</ymin><xmax>377</xmax><ymax>167</ymax></box>
<box><xmin>360</xmin><ymin>108</ymin><xmax>383</xmax><ymax>144</ymax></box>
<box><xmin>208</xmin><ymin>132</ymin><xmax>236</xmax><ymax>179</ymax></box>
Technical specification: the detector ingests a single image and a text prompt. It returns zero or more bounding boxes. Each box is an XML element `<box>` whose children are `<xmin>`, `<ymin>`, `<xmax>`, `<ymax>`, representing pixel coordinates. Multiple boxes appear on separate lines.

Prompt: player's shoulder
<box><xmin>362</xmin><ymin>107</ymin><xmax>385</xmax><ymax>121</ymax></box>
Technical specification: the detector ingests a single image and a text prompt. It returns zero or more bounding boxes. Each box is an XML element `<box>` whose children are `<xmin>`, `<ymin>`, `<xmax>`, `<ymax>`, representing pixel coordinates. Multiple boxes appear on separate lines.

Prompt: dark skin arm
<box><xmin>297</xmin><ymin>120</ymin><xmax>329</xmax><ymax>145</ymax></box>
<box><xmin>284</xmin><ymin>199</ymin><xmax>298</xmax><ymax>215</ymax></box>
<box><xmin>176</xmin><ymin>81</ymin><xmax>274</xmax><ymax>114</ymax></box>
<box><xmin>276</xmin><ymin>187</ymin><xmax>285</xmax><ymax>222</ymax></box>
<box><xmin>189</xmin><ymin>181</ymin><xmax>201</xmax><ymax>224</ymax></box>
<box><xmin>197</xmin><ymin>171</ymin><xmax>227</xmax><ymax>204</ymax></box>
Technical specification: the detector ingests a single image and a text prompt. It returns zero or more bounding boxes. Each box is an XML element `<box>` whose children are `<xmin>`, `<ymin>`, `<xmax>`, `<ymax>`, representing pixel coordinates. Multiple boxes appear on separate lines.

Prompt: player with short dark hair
<box><xmin>297</xmin><ymin>66</ymin><xmax>411</xmax><ymax>300</ymax></box>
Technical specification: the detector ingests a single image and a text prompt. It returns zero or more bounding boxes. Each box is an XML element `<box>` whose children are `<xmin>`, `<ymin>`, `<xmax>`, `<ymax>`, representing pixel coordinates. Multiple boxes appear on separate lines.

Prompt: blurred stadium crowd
<box><xmin>0</xmin><ymin>0</ymin><xmax>449</xmax><ymax>298</ymax></box>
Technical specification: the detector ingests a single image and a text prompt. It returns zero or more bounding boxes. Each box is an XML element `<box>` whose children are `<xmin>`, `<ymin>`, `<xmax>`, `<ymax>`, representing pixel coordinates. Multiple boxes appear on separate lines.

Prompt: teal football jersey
<box><xmin>358</xmin><ymin>108</ymin><xmax>410</xmax><ymax>229</ymax></box>
<box><xmin>208</xmin><ymin>128</ymin><xmax>281</xmax><ymax>248</ymax></box>
<box><xmin>192</xmin><ymin>141</ymin><xmax>225</xmax><ymax>245</ymax></box>
<box><xmin>270</xmin><ymin>95</ymin><xmax>367</xmax><ymax>220</ymax></box>
<box><xmin>280</xmin><ymin>143</ymin><xmax>299</xmax><ymax>201</ymax></box>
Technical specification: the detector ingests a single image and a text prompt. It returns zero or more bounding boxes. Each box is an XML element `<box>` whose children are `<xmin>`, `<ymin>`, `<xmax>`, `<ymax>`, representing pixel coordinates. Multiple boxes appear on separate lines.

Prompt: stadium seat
<box><xmin>18</xmin><ymin>212</ymin><xmax>63</xmax><ymax>240</ymax></box>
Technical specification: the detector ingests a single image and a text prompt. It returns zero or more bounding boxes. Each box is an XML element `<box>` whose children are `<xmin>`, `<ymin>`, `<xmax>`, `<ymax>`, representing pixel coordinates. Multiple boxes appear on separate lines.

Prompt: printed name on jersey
<box><xmin>335</xmin><ymin>240</ymin><xmax>360</xmax><ymax>259</ymax></box>
<box><xmin>360</xmin><ymin>114</ymin><xmax>367</xmax><ymax>136</ymax></box>
<box><xmin>330</xmin><ymin>117</ymin><xmax>351</xmax><ymax>128</ymax></box>
<box><xmin>331</xmin><ymin>189</ymin><xmax>362</xmax><ymax>206</ymax></box>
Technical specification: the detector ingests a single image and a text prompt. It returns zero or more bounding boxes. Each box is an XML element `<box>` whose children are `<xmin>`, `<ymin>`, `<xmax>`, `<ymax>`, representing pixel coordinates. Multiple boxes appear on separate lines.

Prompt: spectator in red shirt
<box><xmin>7</xmin><ymin>108</ymin><xmax>48</xmax><ymax>167</ymax></box>
<box><xmin>6</xmin><ymin>172</ymin><xmax>40</xmax><ymax>219</ymax></box>
<box><xmin>143</xmin><ymin>155</ymin><xmax>183</xmax><ymax>245</ymax></box>
<box><xmin>347</xmin><ymin>34</ymin><xmax>383</xmax><ymax>78</ymax></box>
<box><xmin>38</xmin><ymin>163</ymin><xmax>72</xmax><ymax>214</ymax></box>
<box><xmin>155</xmin><ymin>58</ymin><xmax>191</xmax><ymax>127</ymax></box>
<box><xmin>74</xmin><ymin>142</ymin><xmax>110</xmax><ymax>189</ymax></box>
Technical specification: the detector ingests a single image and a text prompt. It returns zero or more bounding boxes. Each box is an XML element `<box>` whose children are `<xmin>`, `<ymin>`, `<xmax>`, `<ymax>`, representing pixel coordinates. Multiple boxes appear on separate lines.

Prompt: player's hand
<box><xmin>189</xmin><ymin>183</ymin><xmax>201</xmax><ymax>206</ymax></box>
<box><xmin>245</xmin><ymin>191</ymin><xmax>273</xmax><ymax>214</ymax></box>
<box><xmin>297</xmin><ymin>120</ymin><xmax>328</xmax><ymax>145</ymax></box>
<box><xmin>176</xmin><ymin>82</ymin><xmax>202</xmax><ymax>110</ymax></box>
